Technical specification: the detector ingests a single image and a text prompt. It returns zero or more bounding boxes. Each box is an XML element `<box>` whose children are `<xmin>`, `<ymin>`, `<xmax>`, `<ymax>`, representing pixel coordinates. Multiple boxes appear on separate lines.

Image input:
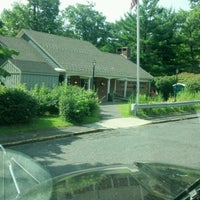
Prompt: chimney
<box><xmin>116</xmin><ymin>47</ymin><xmax>131</xmax><ymax>59</ymax></box>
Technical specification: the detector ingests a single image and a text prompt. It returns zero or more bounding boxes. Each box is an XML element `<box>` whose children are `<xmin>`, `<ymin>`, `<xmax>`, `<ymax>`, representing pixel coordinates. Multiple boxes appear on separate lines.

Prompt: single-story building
<box><xmin>0</xmin><ymin>29</ymin><xmax>153</xmax><ymax>101</ymax></box>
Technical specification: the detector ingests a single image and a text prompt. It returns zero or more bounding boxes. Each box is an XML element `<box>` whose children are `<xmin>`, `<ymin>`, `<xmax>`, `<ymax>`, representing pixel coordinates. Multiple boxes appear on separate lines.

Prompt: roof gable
<box><xmin>0</xmin><ymin>35</ymin><xmax>58</xmax><ymax>75</ymax></box>
<box><xmin>1</xmin><ymin>59</ymin><xmax>21</xmax><ymax>73</ymax></box>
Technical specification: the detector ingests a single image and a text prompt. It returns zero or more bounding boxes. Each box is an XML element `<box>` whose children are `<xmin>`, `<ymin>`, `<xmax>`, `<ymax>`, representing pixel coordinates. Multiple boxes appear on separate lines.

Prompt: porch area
<box><xmin>65</xmin><ymin>75</ymin><xmax>151</xmax><ymax>102</ymax></box>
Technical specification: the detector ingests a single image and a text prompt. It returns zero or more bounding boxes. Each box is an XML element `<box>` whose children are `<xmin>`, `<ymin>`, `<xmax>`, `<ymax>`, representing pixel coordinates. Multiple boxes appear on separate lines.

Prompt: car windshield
<box><xmin>2</xmin><ymin>145</ymin><xmax>200</xmax><ymax>200</ymax></box>
<box><xmin>1</xmin><ymin>0</ymin><xmax>200</xmax><ymax>200</ymax></box>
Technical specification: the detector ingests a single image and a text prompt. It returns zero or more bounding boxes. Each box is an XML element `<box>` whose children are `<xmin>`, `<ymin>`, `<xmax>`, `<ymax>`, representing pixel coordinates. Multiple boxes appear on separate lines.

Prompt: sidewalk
<box><xmin>1</xmin><ymin>112</ymin><xmax>198</xmax><ymax>147</ymax></box>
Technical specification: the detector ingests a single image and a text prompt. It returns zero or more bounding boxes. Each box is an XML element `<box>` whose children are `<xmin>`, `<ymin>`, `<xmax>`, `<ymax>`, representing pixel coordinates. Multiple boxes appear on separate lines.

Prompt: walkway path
<box><xmin>99</xmin><ymin>102</ymin><xmax>123</xmax><ymax>119</ymax></box>
<box><xmin>85</xmin><ymin>102</ymin><xmax>153</xmax><ymax>129</ymax></box>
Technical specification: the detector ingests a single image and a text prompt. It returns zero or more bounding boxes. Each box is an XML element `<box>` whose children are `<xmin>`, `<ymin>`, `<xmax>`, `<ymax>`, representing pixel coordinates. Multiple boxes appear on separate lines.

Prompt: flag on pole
<box><xmin>130</xmin><ymin>0</ymin><xmax>138</xmax><ymax>9</ymax></box>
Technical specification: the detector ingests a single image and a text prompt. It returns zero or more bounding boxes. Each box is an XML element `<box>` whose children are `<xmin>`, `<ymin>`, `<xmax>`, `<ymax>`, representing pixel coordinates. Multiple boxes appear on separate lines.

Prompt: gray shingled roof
<box><xmin>0</xmin><ymin>35</ymin><xmax>47</xmax><ymax>63</ymax></box>
<box><xmin>17</xmin><ymin>29</ymin><xmax>153</xmax><ymax>80</ymax></box>
<box><xmin>10</xmin><ymin>59</ymin><xmax>58</xmax><ymax>75</ymax></box>
<box><xmin>0</xmin><ymin>35</ymin><xmax>58</xmax><ymax>74</ymax></box>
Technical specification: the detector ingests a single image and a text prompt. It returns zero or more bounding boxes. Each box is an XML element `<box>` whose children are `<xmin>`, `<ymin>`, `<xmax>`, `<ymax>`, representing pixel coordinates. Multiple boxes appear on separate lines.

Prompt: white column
<box><xmin>124</xmin><ymin>79</ymin><xmax>127</xmax><ymax>98</ymax></box>
<box><xmin>114</xmin><ymin>80</ymin><xmax>117</xmax><ymax>92</ymax></box>
<box><xmin>65</xmin><ymin>76</ymin><xmax>68</xmax><ymax>85</ymax></box>
<box><xmin>107</xmin><ymin>79</ymin><xmax>111</xmax><ymax>100</ymax></box>
<box><xmin>88</xmin><ymin>77</ymin><xmax>92</xmax><ymax>90</ymax></box>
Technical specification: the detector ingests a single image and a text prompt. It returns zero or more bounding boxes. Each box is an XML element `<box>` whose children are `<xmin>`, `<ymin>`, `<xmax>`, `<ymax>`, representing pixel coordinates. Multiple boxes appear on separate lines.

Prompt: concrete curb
<box><xmin>148</xmin><ymin>115</ymin><xmax>198</xmax><ymax>124</ymax></box>
<box><xmin>2</xmin><ymin>128</ymin><xmax>111</xmax><ymax>148</ymax></box>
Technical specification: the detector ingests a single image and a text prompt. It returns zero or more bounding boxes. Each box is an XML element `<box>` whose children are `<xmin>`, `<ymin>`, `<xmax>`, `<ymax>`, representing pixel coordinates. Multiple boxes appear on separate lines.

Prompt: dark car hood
<box><xmin>16</xmin><ymin>162</ymin><xmax>200</xmax><ymax>200</ymax></box>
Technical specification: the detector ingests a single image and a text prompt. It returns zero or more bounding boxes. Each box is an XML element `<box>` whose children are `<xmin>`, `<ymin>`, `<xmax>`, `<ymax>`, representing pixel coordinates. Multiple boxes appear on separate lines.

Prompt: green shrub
<box><xmin>129</xmin><ymin>93</ymin><xmax>164</xmax><ymax>105</ymax></box>
<box><xmin>30</xmin><ymin>84</ymin><xmax>59</xmax><ymax>115</ymax></box>
<box><xmin>185</xmin><ymin>77</ymin><xmax>200</xmax><ymax>93</ymax></box>
<box><xmin>0</xmin><ymin>87</ymin><xmax>38</xmax><ymax>124</ymax></box>
<box><xmin>175</xmin><ymin>89</ymin><xmax>200</xmax><ymax>101</ymax></box>
<box><xmin>134</xmin><ymin>89</ymin><xmax>200</xmax><ymax>118</ymax></box>
<box><xmin>59</xmin><ymin>86</ymin><xmax>98</xmax><ymax>123</ymax></box>
<box><xmin>153</xmin><ymin>76</ymin><xmax>177</xmax><ymax>101</ymax></box>
<box><xmin>177</xmin><ymin>72</ymin><xmax>200</xmax><ymax>93</ymax></box>
<box><xmin>30</xmin><ymin>84</ymin><xmax>99</xmax><ymax>123</ymax></box>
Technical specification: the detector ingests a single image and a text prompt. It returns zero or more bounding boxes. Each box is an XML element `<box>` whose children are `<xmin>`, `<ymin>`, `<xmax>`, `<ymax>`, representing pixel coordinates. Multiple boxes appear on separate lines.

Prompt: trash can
<box><xmin>107</xmin><ymin>93</ymin><xmax>113</xmax><ymax>101</ymax></box>
<box><xmin>173</xmin><ymin>83</ymin><xmax>185</xmax><ymax>95</ymax></box>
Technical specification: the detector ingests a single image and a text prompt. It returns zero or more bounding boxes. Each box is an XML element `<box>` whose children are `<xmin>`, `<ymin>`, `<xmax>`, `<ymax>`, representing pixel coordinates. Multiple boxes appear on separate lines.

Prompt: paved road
<box><xmin>10</xmin><ymin>117</ymin><xmax>200</xmax><ymax>178</ymax></box>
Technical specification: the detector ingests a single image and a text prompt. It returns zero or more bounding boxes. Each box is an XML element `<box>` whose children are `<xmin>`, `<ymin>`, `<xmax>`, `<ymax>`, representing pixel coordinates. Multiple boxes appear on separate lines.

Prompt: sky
<box><xmin>0</xmin><ymin>0</ymin><xmax>190</xmax><ymax>22</ymax></box>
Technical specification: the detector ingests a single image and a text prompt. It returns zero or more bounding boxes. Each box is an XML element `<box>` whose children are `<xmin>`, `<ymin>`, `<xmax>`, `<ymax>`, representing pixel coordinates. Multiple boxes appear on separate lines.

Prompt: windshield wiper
<box><xmin>173</xmin><ymin>178</ymin><xmax>200</xmax><ymax>200</ymax></box>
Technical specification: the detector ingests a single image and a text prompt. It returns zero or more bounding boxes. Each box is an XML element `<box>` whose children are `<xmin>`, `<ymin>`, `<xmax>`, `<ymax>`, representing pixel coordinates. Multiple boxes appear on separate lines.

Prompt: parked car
<box><xmin>1</xmin><ymin>146</ymin><xmax>200</xmax><ymax>200</ymax></box>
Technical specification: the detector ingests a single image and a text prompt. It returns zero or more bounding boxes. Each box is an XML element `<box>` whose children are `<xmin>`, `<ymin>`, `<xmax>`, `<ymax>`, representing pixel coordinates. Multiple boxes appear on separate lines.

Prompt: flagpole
<box><xmin>136</xmin><ymin>0</ymin><xmax>140</xmax><ymax>113</ymax></box>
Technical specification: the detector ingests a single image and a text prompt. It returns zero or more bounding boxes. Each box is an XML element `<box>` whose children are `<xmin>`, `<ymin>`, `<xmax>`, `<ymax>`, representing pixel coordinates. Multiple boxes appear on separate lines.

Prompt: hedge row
<box><xmin>0</xmin><ymin>86</ymin><xmax>38</xmax><ymax>125</ymax></box>
<box><xmin>0</xmin><ymin>84</ymin><xmax>99</xmax><ymax>125</ymax></box>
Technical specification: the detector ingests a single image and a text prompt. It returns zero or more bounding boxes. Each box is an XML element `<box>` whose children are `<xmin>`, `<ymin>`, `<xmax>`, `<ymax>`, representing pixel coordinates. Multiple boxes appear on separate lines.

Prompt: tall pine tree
<box><xmin>28</xmin><ymin>0</ymin><xmax>60</xmax><ymax>33</ymax></box>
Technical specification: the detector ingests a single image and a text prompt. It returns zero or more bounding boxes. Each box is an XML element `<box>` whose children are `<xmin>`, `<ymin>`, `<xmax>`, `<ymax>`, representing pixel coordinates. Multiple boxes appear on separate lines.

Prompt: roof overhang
<box><xmin>54</xmin><ymin>68</ymin><xmax>66</xmax><ymax>73</ymax></box>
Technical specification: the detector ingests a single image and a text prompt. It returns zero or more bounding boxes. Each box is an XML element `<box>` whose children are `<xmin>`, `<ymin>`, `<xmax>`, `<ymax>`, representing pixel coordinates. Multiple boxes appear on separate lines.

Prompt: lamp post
<box><xmin>175</xmin><ymin>68</ymin><xmax>179</xmax><ymax>102</ymax></box>
<box><xmin>92</xmin><ymin>60</ymin><xmax>96</xmax><ymax>90</ymax></box>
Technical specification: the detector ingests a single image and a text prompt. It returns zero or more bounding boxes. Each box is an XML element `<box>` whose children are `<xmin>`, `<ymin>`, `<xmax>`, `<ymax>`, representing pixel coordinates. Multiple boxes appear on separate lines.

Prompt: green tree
<box><xmin>189</xmin><ymin>0</ymin><xmax>200</xmax><ymax>7</ymax></box>
<box><xmin>176</xmin><ymin>6</ymin><xmax>200</xmax><ymax>73</ymax></box>
<box><xmin>0</xmin><ymin>20</ymin><xmax>3</xmax><ymax>35</ymax></box>
<box><xmin>112</xmin><ymin>13</ymin><xmax>137</xmax><ymax>54</ymax></box>
<box><xmin>112</xmin><ymin>0</ymin><xmax>179</xmax><ymax>76</ymax></box>
<box><xmin>0</xmin><ymin>46</ymin><xmax>18</xmax><ymax>59</ymax></box>
<box><xmin>0</xmin><ymin>0</ymin><xmax>61</xmax><ymax>35</ymax></box>
<box><xmin>0</xmin><ymin>45</ymin><xmax>19</xmax><ymax>84</ymax></box>
<box><xmin>28</xmin><ymin>0</ymin><xmax>61</xmax><ymax>33</ymax></box>
<box><xmin>0</xmin><ymin>3</ymin><xmax>30</xmax><ymax>36</ymax></box>
<box><xmin>139</xmin><ymin>0</ymin><xmax>180</xmax><ymax>76</ymax></box>
<box><xmin>0</xmin><ymin>22</ymin><xmax>19</xmax><ymax>83</ymax></box>
<box><xmin>0</xmin><ymin>20</ymin><xmax>3</xmax><ymax>29</ymax></box>
<box><xmin>61</xmin><ymin>3</ymin><xmax>111</xmax><ymax>48</ymax></box>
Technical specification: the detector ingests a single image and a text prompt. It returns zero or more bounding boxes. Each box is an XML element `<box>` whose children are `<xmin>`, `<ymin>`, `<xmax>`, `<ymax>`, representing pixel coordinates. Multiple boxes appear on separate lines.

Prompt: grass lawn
<box><xmin>118</xmin><ymin>102</ymin><xmax>200</xmax><ymax>118</ymax></box>
<box><xmin>0</xmin><ymin>116</ymin><xmax>72</xmax><ymax>135</ymax></box>
<box><xmin>119</xmin><ymin>103</ymin><xmax>132</xmax><ymax>117</ymax></box>
<box><xmin>0</xmin><ymin>111</ymin><xmax>100</xmax><ymax>135</ymax></box>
